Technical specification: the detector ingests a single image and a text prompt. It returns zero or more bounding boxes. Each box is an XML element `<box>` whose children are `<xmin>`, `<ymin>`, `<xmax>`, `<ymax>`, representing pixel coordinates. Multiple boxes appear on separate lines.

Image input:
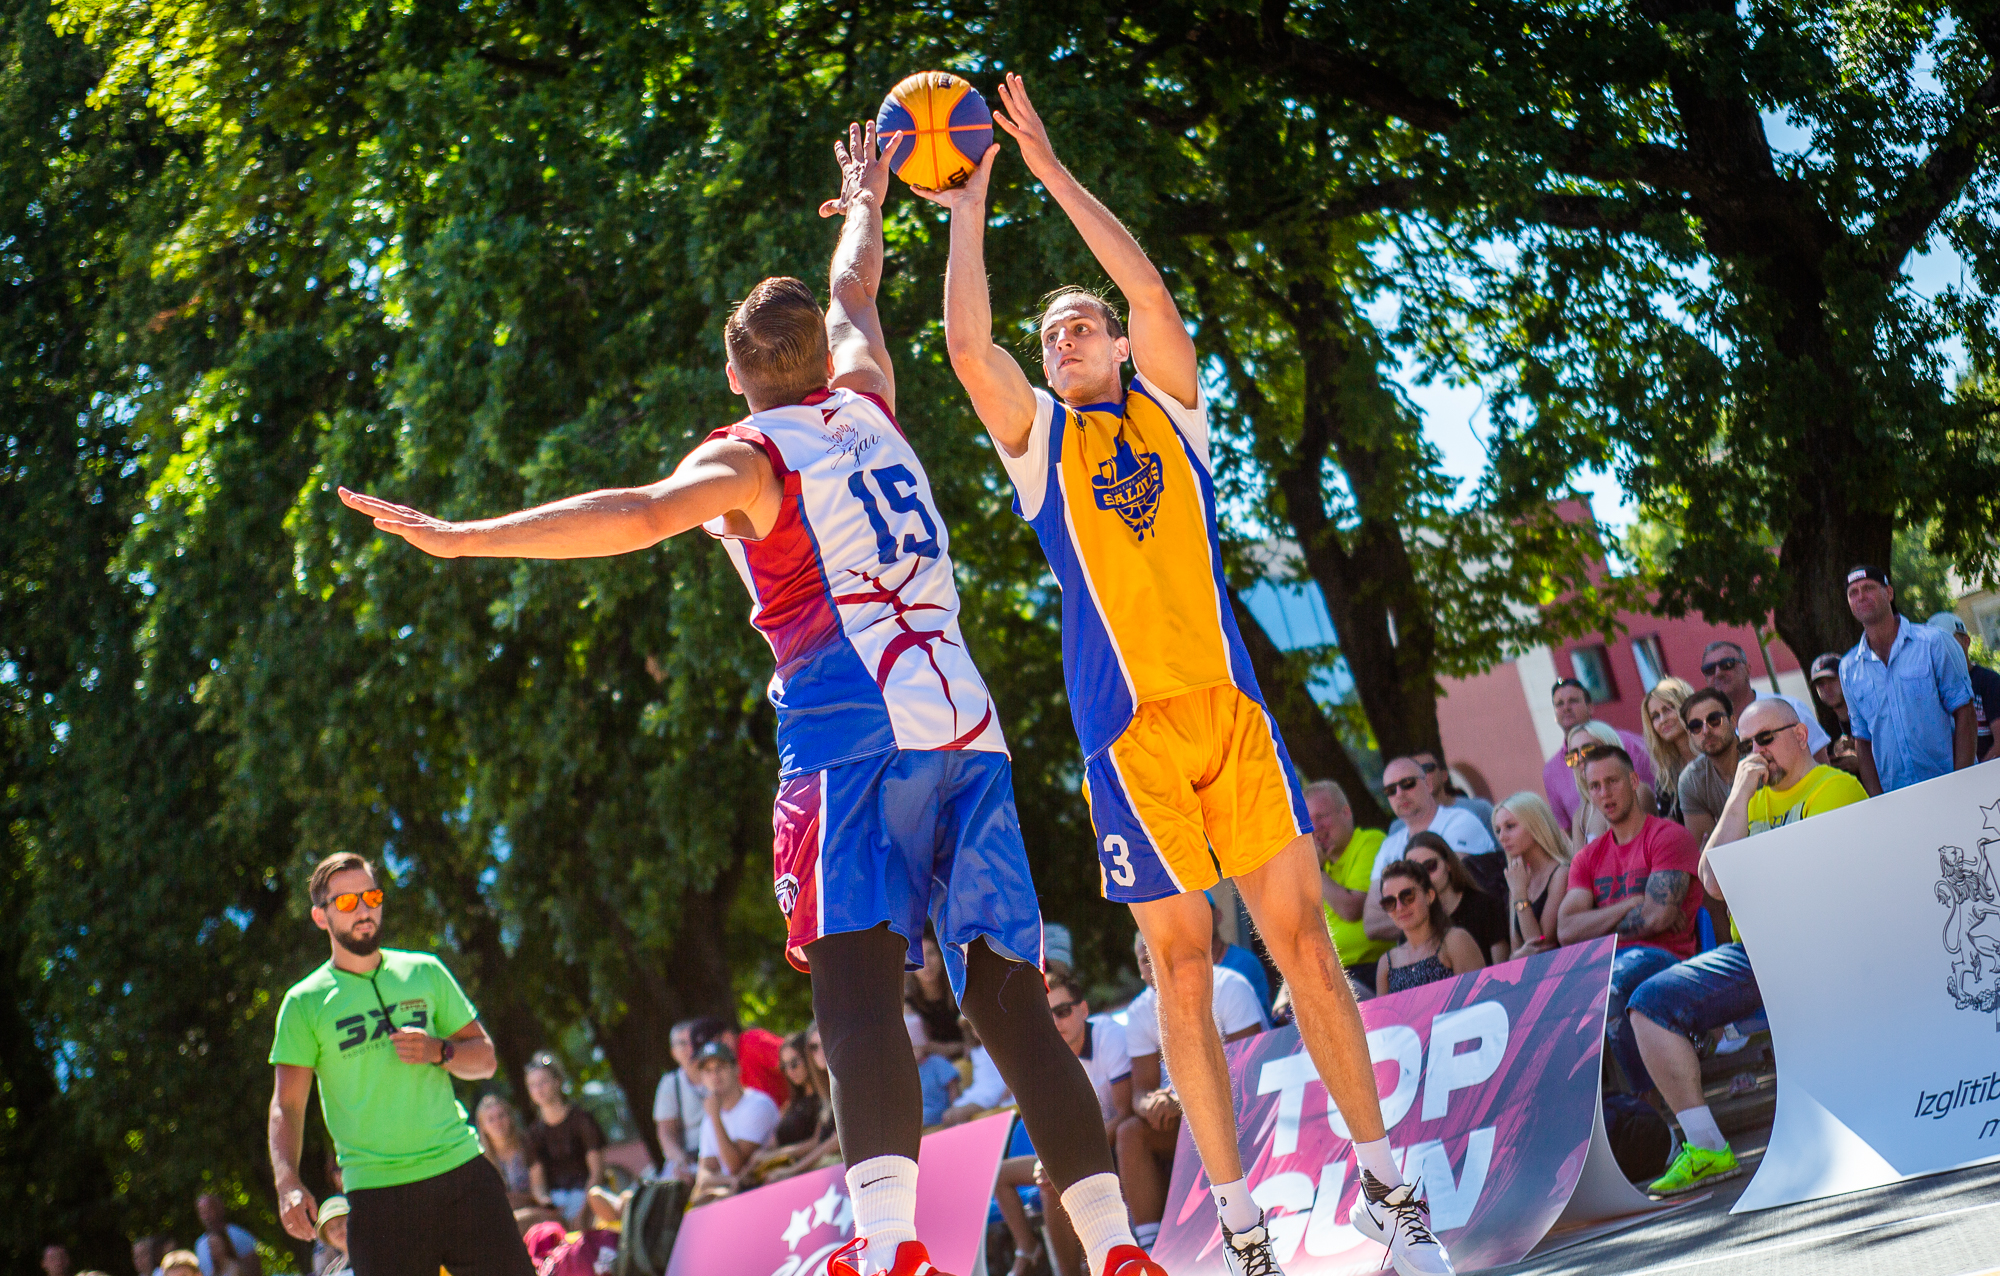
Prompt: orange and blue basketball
<box><xmin>875</xmin><ymin>72</ymin><xmax>993</xmax><ymax>190</ymax></box>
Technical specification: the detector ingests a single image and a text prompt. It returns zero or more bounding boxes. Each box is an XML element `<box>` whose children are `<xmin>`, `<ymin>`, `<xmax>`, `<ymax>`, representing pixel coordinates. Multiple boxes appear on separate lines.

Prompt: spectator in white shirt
<box><xmin>1363</xmin><ymin>755</ymin><xmax>1499</xmax><ymax>942</ymax></box>
<box><xmin>689</xmin><ymin>1040</ymin><xmax>780</xmax><ymax>1206</ymax></box>
<box><xmin>939</xmin><ymin>1016</ymin><xmax>1014</xmax><ymax>1126</ymax></box>
<box><xmin>1115</xmin><ymin>932</ymin><xmax>1265</xmax><ymax>1249</ymax></box>
<box><xmin>650</xmin><ymin>1019</ymin><xmax>706</xmax><ymax>1181</ymax></box>
<box><xmin>193</xmin><ymin>1196</ymin><xmax>260</xmax><ymax>1276</ymax></box>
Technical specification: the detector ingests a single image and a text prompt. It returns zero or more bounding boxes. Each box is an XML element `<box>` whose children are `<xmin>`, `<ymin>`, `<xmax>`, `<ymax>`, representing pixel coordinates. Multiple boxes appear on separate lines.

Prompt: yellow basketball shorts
<box><xmin>1080</xmin><ymin>684</ymin><xmax>1313</xmax><ymax>903</ymax></box>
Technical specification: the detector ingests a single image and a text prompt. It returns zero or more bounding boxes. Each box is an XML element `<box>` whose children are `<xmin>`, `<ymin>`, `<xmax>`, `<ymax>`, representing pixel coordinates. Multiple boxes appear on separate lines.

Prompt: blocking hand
<box><xmin>819</xmin><ymin>120</ymin><xmax>894</xmax><ymax>218</ymax></box>
<box><xmin>339</xmin><ymin>487</ymin><xmax>465</xmax><ymax>558</ymax></box>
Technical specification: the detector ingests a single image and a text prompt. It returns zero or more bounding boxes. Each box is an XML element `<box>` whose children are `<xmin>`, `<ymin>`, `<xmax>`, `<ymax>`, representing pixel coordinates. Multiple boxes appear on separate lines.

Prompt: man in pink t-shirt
<box><xmin>1557</xmin><ymin>743</ymin><xmax>1702</xmax><ymax>1092</ymax></box>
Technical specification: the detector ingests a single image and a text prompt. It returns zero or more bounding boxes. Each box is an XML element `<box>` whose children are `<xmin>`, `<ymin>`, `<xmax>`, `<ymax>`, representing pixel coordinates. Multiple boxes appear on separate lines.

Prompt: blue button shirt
<box><xmin>1839</xmin><ymin>617</ymin><xmax>1973</xmax><ymax>792</ymax></box>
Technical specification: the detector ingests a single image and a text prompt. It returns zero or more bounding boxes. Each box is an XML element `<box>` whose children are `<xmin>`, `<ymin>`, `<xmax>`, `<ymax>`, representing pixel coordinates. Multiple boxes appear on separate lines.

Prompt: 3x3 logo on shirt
<box><xmin>334</xmin><ymin>1001</ymin><xmax>428</xmax><ymax>1052</ymax></box>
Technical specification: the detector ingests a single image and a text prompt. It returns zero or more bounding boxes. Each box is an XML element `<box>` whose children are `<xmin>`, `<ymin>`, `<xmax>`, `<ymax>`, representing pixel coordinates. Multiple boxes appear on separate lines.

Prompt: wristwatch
<box><xmin>436</xmin><ymin>1038</ymin><xmax>456</xmax><ymax>1067</ymax></box>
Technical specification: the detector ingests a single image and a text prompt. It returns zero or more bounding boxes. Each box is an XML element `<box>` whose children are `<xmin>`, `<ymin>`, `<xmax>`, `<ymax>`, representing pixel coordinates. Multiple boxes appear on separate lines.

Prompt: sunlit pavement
<box><xmin>1486</xmin><ymin>1119</ymin><xmax>2000</xmax><ymax>1276</ymax></box>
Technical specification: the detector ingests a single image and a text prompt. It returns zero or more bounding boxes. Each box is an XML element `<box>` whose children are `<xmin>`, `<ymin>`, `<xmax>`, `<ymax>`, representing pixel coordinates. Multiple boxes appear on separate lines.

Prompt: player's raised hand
<box><xmin>338</xmin><ymin>487</ymin><xmax>467</xmax><ymax>559</ymax></box>
<box><xmin>992</xmin><ymin>73</ymin><xmax>1059</xmax><ymax>177</ymax></box>
<box><xmin>819</xmin><ymin>120</ymin><xmax>894</xmax><ymax>217</ymax></box>
<box><xmin>909</xmin><ymin>143</ymin><xmax>999</xmax><ymax>213</ymax></box>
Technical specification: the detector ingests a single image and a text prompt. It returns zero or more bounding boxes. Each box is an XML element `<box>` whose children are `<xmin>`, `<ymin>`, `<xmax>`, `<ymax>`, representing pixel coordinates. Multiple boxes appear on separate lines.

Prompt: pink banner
<box><xmin>666</xmin><ymin>1111</ymin><xmax>1015</xmax><ymax>1276</ymax></box>
<box><xmin>1152</xmin><ymin>938</ymin><xmax>1617</xmax><ymax>1273</ymax></box>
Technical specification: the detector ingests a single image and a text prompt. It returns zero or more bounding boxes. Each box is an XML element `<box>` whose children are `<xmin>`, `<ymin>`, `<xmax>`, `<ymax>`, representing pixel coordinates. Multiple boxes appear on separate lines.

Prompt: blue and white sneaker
<box><xmin>1351</xmin><ymin>1172</ymin><xmax>1455</xmax><ymax>1276</ymax></box>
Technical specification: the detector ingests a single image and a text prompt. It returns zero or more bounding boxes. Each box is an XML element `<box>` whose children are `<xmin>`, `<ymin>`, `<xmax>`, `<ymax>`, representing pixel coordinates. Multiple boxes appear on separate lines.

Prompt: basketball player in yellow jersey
<box><xmin>916</xmin><ymin>76</ymin><xmax>1455</xmax><ymax>1276</ymax></box>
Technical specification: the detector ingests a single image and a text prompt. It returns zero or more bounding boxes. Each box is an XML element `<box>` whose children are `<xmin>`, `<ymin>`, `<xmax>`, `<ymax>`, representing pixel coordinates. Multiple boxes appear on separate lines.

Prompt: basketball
<box><xmin>875</xmin><ymin>72</ymin><xmax>993</xmax><ymax>190</ymax></box>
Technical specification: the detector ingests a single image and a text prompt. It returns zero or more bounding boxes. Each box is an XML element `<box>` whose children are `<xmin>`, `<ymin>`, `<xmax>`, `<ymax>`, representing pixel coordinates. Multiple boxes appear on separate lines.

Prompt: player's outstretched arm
<box><xmin>820</xmin><ymin>119</ymin><xmax>897</xmax><ymax>415</ymax></box>
<box><xmin>912</xmin><ymin>146</ymin><xmax>1039</xmax><ymax>456</ymax></box>
<box><xmin>992</xmin><ymin>73</ymin><xmax>1198</xmax><ymax>410</ymax></box>
<box><xmin>338</xmin><ymin>436</ymin><xmax>780</xmax><ymax>559</ymax></box>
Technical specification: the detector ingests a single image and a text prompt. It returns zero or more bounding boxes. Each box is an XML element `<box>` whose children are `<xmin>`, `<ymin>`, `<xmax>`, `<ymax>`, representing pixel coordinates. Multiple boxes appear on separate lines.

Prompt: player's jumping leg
<box><xmin>806</xmin><ymin>926</ymin><xmax>938</xmax><ymax>1276</ymax></box>
<box><xmin>1236</xmin><ymin>837</ymin><xmax>1454</xmax><ymax>1276</ymax></box>
<box><xmin>957</xmin><ymin>940</ymin><xmax>1165</xmax><ymax>1276</ymax></box>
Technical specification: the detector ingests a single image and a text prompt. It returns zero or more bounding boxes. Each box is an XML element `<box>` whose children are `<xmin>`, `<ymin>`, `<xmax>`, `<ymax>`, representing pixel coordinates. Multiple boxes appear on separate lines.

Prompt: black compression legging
<box><xmin>807</xmin><ymin>925</ymin><xmax>1115</xmax><ymax>1191</ymax></box>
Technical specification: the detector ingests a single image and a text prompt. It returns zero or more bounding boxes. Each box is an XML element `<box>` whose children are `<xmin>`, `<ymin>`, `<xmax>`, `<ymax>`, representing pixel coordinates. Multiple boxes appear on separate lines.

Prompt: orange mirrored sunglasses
<box><xmin>322</xmin><ymin>888</ymin><xmax>385</xmax><ymax>913</ymax></box>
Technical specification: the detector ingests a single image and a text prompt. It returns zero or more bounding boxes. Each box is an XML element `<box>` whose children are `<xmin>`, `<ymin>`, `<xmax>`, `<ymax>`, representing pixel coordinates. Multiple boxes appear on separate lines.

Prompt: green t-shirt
<box><xmin>1322</xmin><ymin>828</ymin><xmax>1393</xmax><ymax>969</ymax></box>
<box><xmin>270</xmin><ymin>949</ymin><xmax>484</xmax><ymax>1190</ymax></box>
<box><xmin>1730</xmin><ymin>765</ymin><xmax>1868</xmax><ymax>942</ymax></box>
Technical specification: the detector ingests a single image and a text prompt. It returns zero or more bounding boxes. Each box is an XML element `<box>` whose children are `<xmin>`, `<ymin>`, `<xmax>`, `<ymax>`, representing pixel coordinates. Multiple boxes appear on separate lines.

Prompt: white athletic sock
<box><xmin>846</xmin><ymin>1155</ymin><xmax>920</xmax><ymax>1270</ymax></box>
<box><xmin>1133</xmin><ymin>1220</ymin><xmax>1160</xmax><ymax>1248</ymax></box>
<box><xmin>1354</xmin><ymin>1137</ymin><xmax>1403</xmax><ymax>1190</ymax></box>
<box><xmin>1677</xmin><ymin>1105</ymin><xmax>1727</xmax><ymax>1152</ymax></box>
<box><xmin>1211</xmin><ymin>1176</ymin><xmax>1261</xmax><ymax>1233</ymax></box>
<box><xmin>1061</xmin><ymin>1173</ymin><xmax>1137</xmax><ymax>1269</ymax></box>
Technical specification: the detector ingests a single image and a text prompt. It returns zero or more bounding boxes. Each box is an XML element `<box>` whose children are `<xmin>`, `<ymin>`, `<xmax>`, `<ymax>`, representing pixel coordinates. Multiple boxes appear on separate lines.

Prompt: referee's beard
<box><xmin>333</xmin><ymin>914</ymin><xmax>383</xmax><ymax>958</ymax></box>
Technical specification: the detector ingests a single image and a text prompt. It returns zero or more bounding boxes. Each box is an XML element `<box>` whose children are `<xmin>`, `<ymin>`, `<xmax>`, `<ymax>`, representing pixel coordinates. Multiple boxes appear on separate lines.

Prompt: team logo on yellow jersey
<box><xmin>1091</xmin><ymin>435</ymin><xmax>1165</xmax><ymax>540</ymax></box>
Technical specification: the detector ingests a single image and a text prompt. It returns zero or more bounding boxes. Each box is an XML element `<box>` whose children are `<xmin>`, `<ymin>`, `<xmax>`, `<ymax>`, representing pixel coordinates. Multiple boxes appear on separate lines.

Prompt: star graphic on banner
<box><xmin>813</xmin><ymin>1183</ymin><xmax>842</xmax><ymax>1227</ymax></box>
<box><xmin>834</xmin><ymin>1192</ymin><xmax>854</xmax><ymax>1234</ymax></box>
<box><xmin>1982</xmin><ymin>799</ymin><xmax>2000</xmax><ymax>841</ymax></box>
<box><xmin>781</xmin><ymin>1207</ymin><xmax>813</xmax><ymax>1252</ymax></box>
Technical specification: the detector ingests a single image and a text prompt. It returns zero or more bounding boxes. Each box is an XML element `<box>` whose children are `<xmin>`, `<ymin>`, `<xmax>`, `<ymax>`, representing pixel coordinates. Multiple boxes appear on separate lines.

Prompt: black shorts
<box><xmin>346</xmin><ymin>1155</ymin><xmax>534</xmax><ymax>1276</ymax></box>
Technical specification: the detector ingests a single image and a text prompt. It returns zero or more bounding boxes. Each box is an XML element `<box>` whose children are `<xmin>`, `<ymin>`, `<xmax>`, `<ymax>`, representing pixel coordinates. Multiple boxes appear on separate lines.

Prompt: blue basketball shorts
<box><xmin>770</xmin><ymin>748</ymin><xmax>1043</xmax><ymax>999</ymax></box>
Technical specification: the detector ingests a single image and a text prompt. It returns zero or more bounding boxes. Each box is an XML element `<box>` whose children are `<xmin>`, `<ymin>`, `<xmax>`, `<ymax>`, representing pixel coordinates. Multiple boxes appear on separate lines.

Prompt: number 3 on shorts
<box><xmin>1104</xmin><ymin>834</ymin><xmax>1136</xmax><ymax>887</ymax></box>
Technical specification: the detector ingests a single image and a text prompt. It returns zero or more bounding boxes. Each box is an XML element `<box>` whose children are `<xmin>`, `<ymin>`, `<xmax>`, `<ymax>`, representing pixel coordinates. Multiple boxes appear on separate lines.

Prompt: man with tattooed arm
<box><xmin>1557</xmin><ymin>743</ymin><xmax>1705</xmax><ymax>1107</ymax></box>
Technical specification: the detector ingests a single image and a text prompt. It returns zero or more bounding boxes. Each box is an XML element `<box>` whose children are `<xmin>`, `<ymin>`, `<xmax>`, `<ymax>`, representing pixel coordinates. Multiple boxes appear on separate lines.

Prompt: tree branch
<box><xmin>1867</xmin><ymin>41</ymin><xmax>2000</xmax><ymax>278</ymax></box>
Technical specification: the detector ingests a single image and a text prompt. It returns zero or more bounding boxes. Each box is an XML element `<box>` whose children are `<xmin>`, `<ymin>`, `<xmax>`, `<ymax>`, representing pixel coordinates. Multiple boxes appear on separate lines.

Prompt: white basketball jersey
<box><xmin>705</xmin><ymin>387</ymin><xmax>1007</xmax><ymax>777</ymax></box>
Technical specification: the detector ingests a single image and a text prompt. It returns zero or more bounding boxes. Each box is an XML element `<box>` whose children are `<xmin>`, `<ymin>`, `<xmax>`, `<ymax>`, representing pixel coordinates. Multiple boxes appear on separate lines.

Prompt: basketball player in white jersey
<box><xmin>339</xmin><ymin>123</ymin><xmax>1163</xmax><ymax>1276</ymax></box>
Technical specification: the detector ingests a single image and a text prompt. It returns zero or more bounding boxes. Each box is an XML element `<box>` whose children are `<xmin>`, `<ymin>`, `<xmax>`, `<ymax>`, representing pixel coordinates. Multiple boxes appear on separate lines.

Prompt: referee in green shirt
<box><xmin>268</xmin><ymin>853</ymin><xmax>532</xmax><ymax>1276</ymax></box>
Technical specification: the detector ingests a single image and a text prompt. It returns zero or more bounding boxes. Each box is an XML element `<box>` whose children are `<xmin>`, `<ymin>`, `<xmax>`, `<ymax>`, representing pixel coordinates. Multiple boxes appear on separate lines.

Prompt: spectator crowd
<box><xmin>46</xmin><ymin>565</ymin><xmax>1997</xmax><ymax>1275</ymax></box>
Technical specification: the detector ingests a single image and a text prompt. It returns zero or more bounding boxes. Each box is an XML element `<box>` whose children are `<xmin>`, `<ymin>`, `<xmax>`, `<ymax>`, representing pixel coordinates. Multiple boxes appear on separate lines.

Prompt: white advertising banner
<box><xmin>1711</xmin><ymin>760</ymin><xmax>2000</xmax><ymax>1211</ymax></box>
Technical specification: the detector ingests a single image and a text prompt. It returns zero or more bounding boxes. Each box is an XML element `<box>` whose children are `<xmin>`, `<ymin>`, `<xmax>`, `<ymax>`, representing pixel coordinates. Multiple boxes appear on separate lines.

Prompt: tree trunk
<box><xmin>1774</xmin><ymin>500</ymin><xmax>1888</xmax><ymax>673</ymax></box>
<box><xmin>1229</xmin><ymin>590</ymin><xmax>1392</xmax><ymax>828</ymax></box>
<box><xmin>588</xmin><ymin>845</ymin><xmax>748</xmax><ymax>1166</ymax></box>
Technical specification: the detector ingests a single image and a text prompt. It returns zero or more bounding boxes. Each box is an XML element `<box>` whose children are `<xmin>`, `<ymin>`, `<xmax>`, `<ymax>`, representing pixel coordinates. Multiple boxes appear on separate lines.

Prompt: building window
<box><xmin>1570</xmin><ymin>645</ymin><xmax>1618</xmax><ymax>703</ymax></box>
<box><xmin>1631</xmin><ymin>635</ymin><xmax>1667</xmax><ymax>693</ymax></box>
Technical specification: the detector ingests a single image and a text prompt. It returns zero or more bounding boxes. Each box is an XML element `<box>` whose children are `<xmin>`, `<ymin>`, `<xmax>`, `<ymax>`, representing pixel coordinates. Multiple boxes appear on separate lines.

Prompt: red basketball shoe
<box><xmin>827</xmin><ymin>1236</ymin><xmax>954</xmax><ymax>1276</ymax></box>
<box><xmin>1101</xmin><ymin>1243</ymin><xmax>1171</xmax><ymax>1275</ymax></box>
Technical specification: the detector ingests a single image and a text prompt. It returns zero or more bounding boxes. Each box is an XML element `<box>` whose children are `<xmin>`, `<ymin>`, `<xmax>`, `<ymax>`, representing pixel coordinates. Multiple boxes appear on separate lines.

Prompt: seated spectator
<box><xmin>1307</xmin><ymin>779</ymin><xmax>1391</xmax><ymax>994</ymax></box>
<box><xmin>1491</xmin><ymin>792</ymin><xmax>1572</xmax><ymax>959</ymax></box>
<box><xmin>475</xmin><ymin>1095</ymin><xmax>555</xmax><ymax>1233</ymax></box>
<box><xmin>650</xmin><ymin>1018</ymin><xmax>706</xmax><ymax>1182</ymax></box>
<box><xmin>132</xmin><ymin>1237</ymin><xmax>163</xmax><ymax>1276</ymax></box>
<box><xmin>1114</xmin><ymin>931</ymin><xmax>1263</xmax><ymax>1249</ymax></box>
<box><xmin>1042</xmin><ymin>921</ymin><xmax>1076</xmax><ymax>981</ymax></box>
<box><xmin>1396</xmin><ymin>750</ymin><xmax>1495</xmax><ymax>839</ymax></box>
<box><xmin>690</xmin><ymin>1014</ymin><xmax>791</xmax><ymax>1108</ymax></box>
<box><xmin>1929</xmin><ymin>612</ymin><xmax>2000</xmax><ymax>762</ymax></box>
<box><xmin>938</xmin><ymin>1016</ymin><xmax>1013</xmax><ymax>1126</ymax></box>
<box><xmin>194</xmin><ymin>1195</ymin><xmax>260</xmax><ymax>1276</ymax></box>
<box><xmin>1207</xmin><ymin>893</ymin><xmax>1274</xmax><ymax>1019</ymax></box>
<box><xmin>1629</xmin><ymin>698</ymin><xmax>1865</xmax><ymax>1194</ymax></box>
<box><xmin>1675</xmin><ymin>688</ymin><xmax>1740</xmax><ymax>847</ymax></box>
<box><xmin>1565</xmin><ymin>722</ymin><xmax>1658</xmax><ymax>845</ymax></box>
<box><xmin>1363</xmin><ymin>755</ymin><xmax>1498</xmax><ymax>941</ymax></box>
<box><xmin>917</xmin><ymin>1047</ymin><xmax>963</xmax><ymax>1126</ymax></box>
<box><xmin>1556</xmin><ymin>745</ymin><xmax>1703</xmax><ymax>1096</ymax></box>
<box><xmin>1374</xmin><ymin>860</ymin><xmax>1486</xmax><ymax>993</ymax></box>
<box><xmin>524</xmin><ymin>1051</ymin><xmax>607</xmax><ymax>1227</ymax></box>
<box><xmin>1640</xmin><ymin>677</ymin><xmax>1700</xmax><ymax>824</ymax></box>
<box><xmin>689</xmin><ymin>1039</ymin><xmax>781</xmax><ymax>1205</ymax></box>
<box><xmin>1401</xmin><ymin>832</ymin><xmax>1509</xmax><ymax>964</ymax></box>
<box><xmin>904</xmin><ymin>930</ymin><xmax>966</xmax><ymax>1062</ymax></box>
<box><xmin>742</xmin><ymin>1028</ymin><xmax>839</xmax><ymax>1185</ymax></box>
<box><xmin>1807</xmin><ymin>651</ymin><xmax>1860</xmax><ymax>773</ymax></box>
<box><xmin>1702</xmin><ymin>638</ymin><xmax>1831</xmax><ymax>762</ymax></box>
<box><xmin>46</xmin><ymin>1248</ymin><xmax>73</xmax><ymax>1276</ymax></box>
<box><xmin>1544</xmin><ymin>678</ymin><xmax>1656</xmax><ymax>830</ymax></box>
<box><xmin>310</xmin><ymin>1197</ymin><xmax>348</xmax><ymax>1276</ymax></box>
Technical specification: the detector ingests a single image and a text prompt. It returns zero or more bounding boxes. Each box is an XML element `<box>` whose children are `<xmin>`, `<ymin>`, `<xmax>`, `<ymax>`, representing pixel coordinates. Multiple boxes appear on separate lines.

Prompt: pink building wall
<box><xmin>1437</xmin><ymin>606</ymin><xmax>1805</xmax><ymax>803</ymax></box>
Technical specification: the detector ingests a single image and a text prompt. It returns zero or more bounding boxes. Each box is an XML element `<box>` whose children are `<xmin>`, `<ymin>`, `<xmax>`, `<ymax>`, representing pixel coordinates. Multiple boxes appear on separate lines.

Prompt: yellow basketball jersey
<box><xmin>1012</xmin><ymin>375</ymin><xmax>1265</xmax><ymax>758</ymax></box>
